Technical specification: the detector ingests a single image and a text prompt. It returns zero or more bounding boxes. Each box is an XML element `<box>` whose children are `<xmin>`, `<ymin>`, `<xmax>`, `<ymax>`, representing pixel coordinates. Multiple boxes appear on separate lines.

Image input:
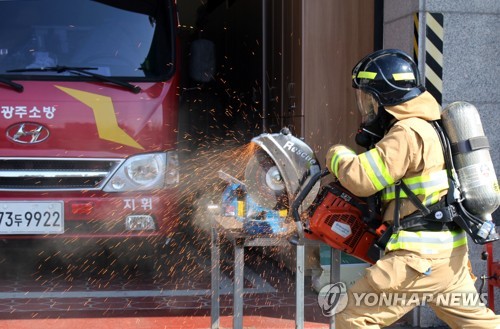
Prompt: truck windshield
<box><xmin>0</xmin><ymin>0</ymin><xmax>175</xmax><ymax>80</ymax></box>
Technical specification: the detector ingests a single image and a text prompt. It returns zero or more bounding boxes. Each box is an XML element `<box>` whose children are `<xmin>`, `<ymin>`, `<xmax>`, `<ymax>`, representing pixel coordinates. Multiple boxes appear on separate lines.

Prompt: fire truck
<box><xmin>0</xmin><ymin>0</ymin><xmax>180</xmax><ymax>250</ymax></box>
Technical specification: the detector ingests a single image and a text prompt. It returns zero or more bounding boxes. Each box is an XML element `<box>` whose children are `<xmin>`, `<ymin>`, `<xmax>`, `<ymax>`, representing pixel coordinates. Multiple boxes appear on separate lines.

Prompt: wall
<box><xmin>301</xmin><ymin>0</ymin><xmax>374</xmax><ymax>162</ymax></box>
<box><xmin>384</xmin><ymin>0</ymin><xmax>500</xmax><ymax>326</ymax></box>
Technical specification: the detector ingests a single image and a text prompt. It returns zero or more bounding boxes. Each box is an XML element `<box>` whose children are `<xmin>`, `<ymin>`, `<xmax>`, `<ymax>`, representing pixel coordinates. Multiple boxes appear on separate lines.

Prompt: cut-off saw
<box><xmin>244</xmin><ymin>128</ymin><xmax>387</xmax><ymax>264</ymax></box>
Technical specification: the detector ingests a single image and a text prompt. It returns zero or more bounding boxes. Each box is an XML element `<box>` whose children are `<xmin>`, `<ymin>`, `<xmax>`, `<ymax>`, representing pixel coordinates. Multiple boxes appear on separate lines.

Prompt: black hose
<box><xmin>291</xmin><ymin>168</ymin><xmax>329</xmax><ymax>223</ymax></box>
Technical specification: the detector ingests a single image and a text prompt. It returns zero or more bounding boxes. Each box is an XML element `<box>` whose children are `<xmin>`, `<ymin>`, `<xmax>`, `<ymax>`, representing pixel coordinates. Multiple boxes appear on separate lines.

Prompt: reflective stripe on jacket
<box><xmin>329</xmin><ymin>144</ymin><xmax>449</xmax><ymax>210</ymax></box>
<box><xmin>381</xmin><ymin>169</ymin><xmax>449</xmax><ymax>206</ymax></box>
<box><xmin>358</xmin><ymin>148</ymin><xmax>449</xmax><ymax>206</ymax></box>
<box><xmin>386</xmin><ymin>230</ymin><xmax>467</xmax><ymax>255</ymax></box>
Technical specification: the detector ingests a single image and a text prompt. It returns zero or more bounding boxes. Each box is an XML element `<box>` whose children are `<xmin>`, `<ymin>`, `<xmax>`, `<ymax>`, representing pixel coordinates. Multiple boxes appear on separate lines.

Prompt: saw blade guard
<box><xmin>246</xmin><ymin>128</ymin><xmax>321</xmax><ymax>211</ymax></box>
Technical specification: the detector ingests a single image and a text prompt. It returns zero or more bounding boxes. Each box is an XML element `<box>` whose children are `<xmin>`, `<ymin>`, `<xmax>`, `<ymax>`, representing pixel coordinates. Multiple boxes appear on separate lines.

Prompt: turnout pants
<box><xmin>335</xmin><ymin>246</ymin><xmax>500</xmax><ymax>328</ymax></box>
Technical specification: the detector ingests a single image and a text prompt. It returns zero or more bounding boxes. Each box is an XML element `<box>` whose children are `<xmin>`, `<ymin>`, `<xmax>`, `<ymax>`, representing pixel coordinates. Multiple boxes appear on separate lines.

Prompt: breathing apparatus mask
<box><xmin>354</xmin><ymin>90</ymin><xmax>393</xmax><ymax>149</ymax></box>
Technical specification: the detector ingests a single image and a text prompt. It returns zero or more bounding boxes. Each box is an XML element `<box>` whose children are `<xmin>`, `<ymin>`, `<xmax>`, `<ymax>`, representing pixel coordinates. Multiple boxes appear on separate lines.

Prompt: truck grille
<box><xmin>0</xmin><ymin>158</ymin><xmax>123</xmax><ymax>191</ymax></box>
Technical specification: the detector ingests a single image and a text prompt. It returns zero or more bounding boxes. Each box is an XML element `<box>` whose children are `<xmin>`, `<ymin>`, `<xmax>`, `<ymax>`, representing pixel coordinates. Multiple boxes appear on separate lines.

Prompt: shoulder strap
<box><xmin>399</xmin><ymin>181</ymin><xmax>431</xmax><ymax>216</ymax></box>
<box><xmin>430</xmin><ymin>121</ymin><xmax>461</xmax><ymax>192</ymax></box>
<box><xmin>391</xmin><ymin>121</ymin><xmax>451</xmax><ymax>229</ymax></box>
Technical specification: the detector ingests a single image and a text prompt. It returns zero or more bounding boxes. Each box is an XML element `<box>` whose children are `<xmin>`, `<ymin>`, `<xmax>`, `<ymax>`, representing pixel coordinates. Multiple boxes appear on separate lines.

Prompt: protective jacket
<box><xmin>326</xmin><ymin>91</ymin><xmax>467</xmax><ymax>257</ymax></box>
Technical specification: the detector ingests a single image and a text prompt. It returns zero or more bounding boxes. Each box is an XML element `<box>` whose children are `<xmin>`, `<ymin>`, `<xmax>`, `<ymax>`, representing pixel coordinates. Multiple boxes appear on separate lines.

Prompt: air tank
<box><xmin>441</xmin><ymin>101</ymin><xmax>500</xmax><ymax>219</ymax></box>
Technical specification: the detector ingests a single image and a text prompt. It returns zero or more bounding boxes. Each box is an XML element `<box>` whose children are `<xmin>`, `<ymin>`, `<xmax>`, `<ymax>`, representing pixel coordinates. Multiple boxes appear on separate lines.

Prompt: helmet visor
<box><xmin>355</xmin><ymin>89</ymin><xmax>378</xmax><ymax>124</ymax></box>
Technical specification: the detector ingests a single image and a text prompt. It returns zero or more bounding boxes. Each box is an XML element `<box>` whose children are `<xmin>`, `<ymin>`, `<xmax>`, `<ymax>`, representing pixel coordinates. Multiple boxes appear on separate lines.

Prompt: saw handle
<box><xmin>291</xmin><ymin>168</ymin><xmax>330</xmax><ymax>223</ymax></box>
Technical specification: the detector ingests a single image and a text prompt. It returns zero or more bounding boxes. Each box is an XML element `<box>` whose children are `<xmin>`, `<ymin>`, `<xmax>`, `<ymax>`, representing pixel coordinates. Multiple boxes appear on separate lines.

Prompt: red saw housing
<box><xmin>305</xmin><ymin>182</ymin><xmax>386</xmax><ymax>264</ymax></box>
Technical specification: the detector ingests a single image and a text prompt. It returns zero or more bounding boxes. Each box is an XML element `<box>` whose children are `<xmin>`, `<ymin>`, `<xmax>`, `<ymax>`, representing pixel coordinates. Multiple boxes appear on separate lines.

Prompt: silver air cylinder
<box><xmin>441</xmin><ymin>101</ymin><xmax>500</xmax><ymax>219</ymax></box>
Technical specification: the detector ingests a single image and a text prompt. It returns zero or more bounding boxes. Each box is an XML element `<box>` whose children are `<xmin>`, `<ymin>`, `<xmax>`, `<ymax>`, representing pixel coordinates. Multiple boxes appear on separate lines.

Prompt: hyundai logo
<box><xmin>6</xmin><ymin>122</ymin><xmax>50</xmax><ymax>144</ymax></box>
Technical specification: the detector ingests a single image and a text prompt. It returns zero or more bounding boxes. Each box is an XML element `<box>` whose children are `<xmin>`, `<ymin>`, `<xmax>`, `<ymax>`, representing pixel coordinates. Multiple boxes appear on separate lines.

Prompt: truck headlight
<box><xmin>103</xmin><ymin>151</ymin><xmax>179</xmax><ymax>192</ymax></box>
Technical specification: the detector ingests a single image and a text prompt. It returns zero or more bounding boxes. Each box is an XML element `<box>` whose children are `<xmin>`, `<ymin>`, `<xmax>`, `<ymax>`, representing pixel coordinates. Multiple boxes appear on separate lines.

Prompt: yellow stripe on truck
<box><xmin>56</xmin><ymin>86</ymin><xmax>144</xmax><ymax>150</ymax></box>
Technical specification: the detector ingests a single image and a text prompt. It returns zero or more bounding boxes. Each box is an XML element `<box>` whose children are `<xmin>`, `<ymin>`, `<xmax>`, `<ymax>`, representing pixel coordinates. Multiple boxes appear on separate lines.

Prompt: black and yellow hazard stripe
<box><xmin>424</xmin><ymin>12</ymin><xmax>444</xmax><ymax>104</ymax></box>
<box><xmin>413</xmin><ymin>13</ymin><xmax>419</xmax><ymax>64</ymax></box>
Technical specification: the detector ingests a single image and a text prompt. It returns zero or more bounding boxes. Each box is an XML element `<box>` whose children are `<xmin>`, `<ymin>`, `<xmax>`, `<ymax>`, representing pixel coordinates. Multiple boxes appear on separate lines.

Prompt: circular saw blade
<box><xmin>244</xmin><ymin>148</ymin><xmax>289</xmax><ymax>210</ymax></box>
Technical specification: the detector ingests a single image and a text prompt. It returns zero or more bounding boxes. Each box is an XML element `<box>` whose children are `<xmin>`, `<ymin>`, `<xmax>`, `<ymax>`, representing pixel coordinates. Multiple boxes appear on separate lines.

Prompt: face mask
<box><xmin>355</xmin><ymin>122</ymin><xmax>384</xmax><ymax>149</ymax></box>
<box><xmin>355</xmin><ymin>106</ymin><xmax>393</xmax><ymax>149</ymax></box>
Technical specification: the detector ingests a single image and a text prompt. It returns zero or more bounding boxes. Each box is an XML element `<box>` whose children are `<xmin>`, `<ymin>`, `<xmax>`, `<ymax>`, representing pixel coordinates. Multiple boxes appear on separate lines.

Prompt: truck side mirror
<box><xmin>189</xmin><ymin>38</ymin><xmax>215</xmax><ymax>83</ymax></box>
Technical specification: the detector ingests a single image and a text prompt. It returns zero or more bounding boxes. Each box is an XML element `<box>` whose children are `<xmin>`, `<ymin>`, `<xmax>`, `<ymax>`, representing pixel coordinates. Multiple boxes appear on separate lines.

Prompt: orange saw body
<box><xmin>246</xmin><ymin>128</ymin><xmax>387</xmax><ymax>264</ymax></box>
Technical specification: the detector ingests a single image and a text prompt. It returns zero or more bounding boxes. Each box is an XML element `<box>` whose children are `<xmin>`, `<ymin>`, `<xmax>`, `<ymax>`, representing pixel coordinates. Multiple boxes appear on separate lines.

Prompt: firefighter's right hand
<box><xmin>325</xmin><ymin>147</ymin><xmax>335</xmax><ymax>174</ymax></box>
<box><xmin>325</xmin><ymin>144</ymin><xmax>356</xmax><ymax>178</ymax></box>
<box><xmin>325</xmin><ymin>144</ymin><xmax>344</xmax><ymax>176</ymax></box>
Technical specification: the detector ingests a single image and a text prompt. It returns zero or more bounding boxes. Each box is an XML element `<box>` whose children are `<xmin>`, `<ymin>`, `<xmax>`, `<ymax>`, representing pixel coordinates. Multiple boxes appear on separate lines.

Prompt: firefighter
<box><xmin>326</xmin><ymin>49</ymin><xmax>500</xmax><ymax>328</ymax></box>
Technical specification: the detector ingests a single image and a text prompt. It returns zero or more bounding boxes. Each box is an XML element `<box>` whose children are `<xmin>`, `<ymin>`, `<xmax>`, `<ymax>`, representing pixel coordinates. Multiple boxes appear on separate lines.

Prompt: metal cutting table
<box><xmin>210</xmin><ymin>215</ymin><xmax>339</xmax><ymax>329</ymax></box>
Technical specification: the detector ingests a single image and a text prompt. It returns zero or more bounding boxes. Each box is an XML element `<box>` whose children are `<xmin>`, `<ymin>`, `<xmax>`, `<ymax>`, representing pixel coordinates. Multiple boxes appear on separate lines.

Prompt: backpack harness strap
<box><xmin>394</xmin><ymin>180</ymin><xmax>460</xmax><ymax>232</ymax></box>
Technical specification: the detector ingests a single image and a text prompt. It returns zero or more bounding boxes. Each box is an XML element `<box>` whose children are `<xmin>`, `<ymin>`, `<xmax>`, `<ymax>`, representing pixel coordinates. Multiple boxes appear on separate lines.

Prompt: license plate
<box><xmin>0</xmin><ymin>202</ymin><xmax>64</xmax><ymax>234</ymax></box>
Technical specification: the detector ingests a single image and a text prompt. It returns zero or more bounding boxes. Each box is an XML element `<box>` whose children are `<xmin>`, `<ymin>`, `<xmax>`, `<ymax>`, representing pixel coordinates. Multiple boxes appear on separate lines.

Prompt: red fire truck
<box><xmin>0</xmin><ymin>0</ymin><xmax>180</xmax><ymax>249</ymax></box>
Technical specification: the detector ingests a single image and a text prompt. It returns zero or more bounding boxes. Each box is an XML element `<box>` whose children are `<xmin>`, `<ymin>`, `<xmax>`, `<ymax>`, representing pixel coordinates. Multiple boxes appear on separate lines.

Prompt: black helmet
<box><xmin>352</xmin><ymin>49</ymin><xmax>425</xmax><ymax>106</ymax></box>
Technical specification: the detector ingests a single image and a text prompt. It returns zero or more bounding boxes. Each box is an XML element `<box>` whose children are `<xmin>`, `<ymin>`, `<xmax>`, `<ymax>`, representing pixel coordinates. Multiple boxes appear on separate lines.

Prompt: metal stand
<box><xmin>211</xmin><ymin>225</ymin><xmax>221</xmax><ymax>329</ymax></box>
<box><xmin>211</xmin><ymin>216</ymin><xmax>316</xmax><ymax>329</ymax></box>
<box><xmin>211</xmin><ymin>215</ymin><xmax>338</xmax><ymax>329</ymax></box>
<box><xmin>329</xmin><ymin>248</ymin><xmax>341</xmax><ymax>328</ymax></box>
